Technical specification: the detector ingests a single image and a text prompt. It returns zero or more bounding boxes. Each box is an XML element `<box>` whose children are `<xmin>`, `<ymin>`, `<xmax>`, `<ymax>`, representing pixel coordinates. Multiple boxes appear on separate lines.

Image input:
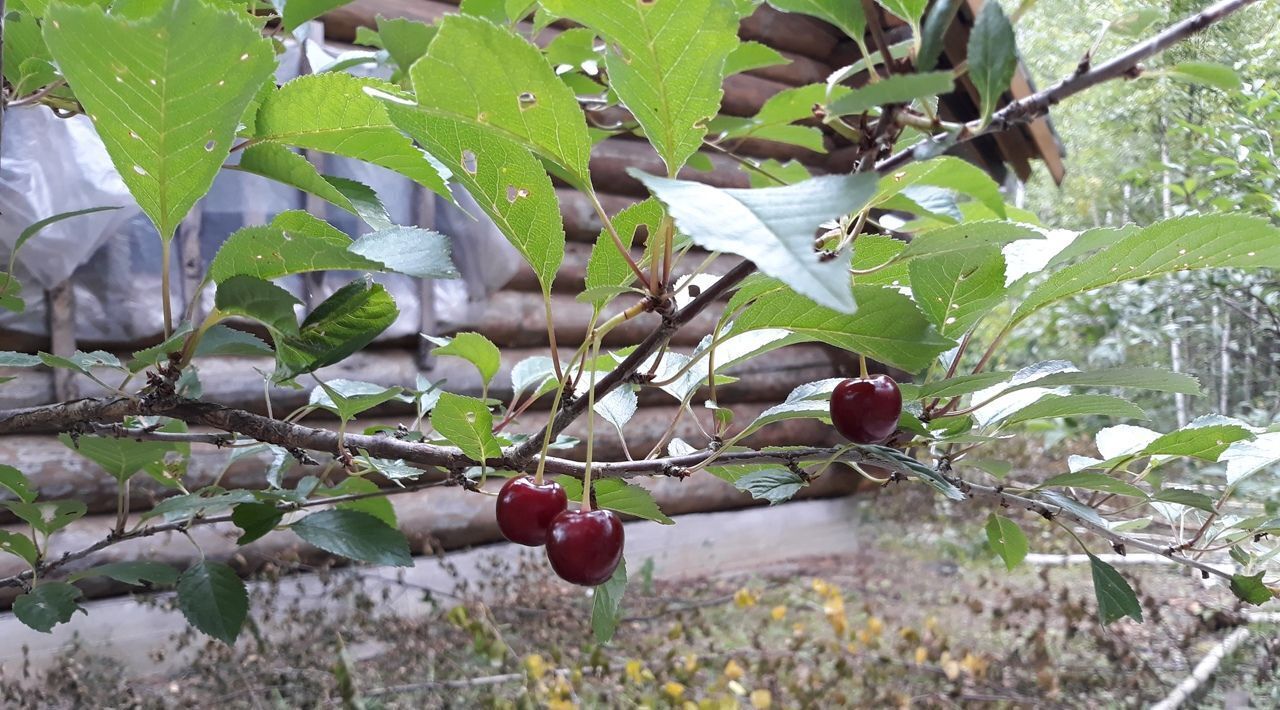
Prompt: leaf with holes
<box><xmin>635</xmin><ymin>172</ymin><xmax>878</xmax><ymax>313</ymax></box>
<box><xmin>43</xmin><ymin>0</ymin><xmax>274</xmax><ymax>240</ymax></box>
<box><xmin>252</xmin><ymin>73</ymin><xmax>451</xmax><ymax>201</ymax></box>
<box><xmin>542</xmin><ymin>0</ymin><xmax>739</xmax><ymax>174</ymax></box>
<box><xmin>407</xmin><ymin>14</ymin><xmax>593</xmax><ymax>188</ymax></box>
<box><xmin>2</xmin><ymin>499</ymin><xmax>87</xmax><ymax>536</ymax></box>
<box><xmin>177</xmin><ymin>561</ymin><xmax>249</xmax><ymax>644</ymax></box>
<box><xmin>431</xmin><ymin>392</ymin><xmax>501</xmax><ymax>464</ymax></box>
<box><xmin>909</xmin><ymin>246</ymin><xmax>1006</xmax><ymax>338</ymax></box>
<box><xmin>275</xmin><ymin>279</ymin><xmax>399</xmax><ymax>381</ymax></box>
<box><xmin>985</xmin><ymin>514</ymin><xmax>1027</xmax><ymax>570</ymax></box>
<box><xmin>291</xmin><ymin>509</ymin><xmax>412</xmax><ymax>567</ymax></box>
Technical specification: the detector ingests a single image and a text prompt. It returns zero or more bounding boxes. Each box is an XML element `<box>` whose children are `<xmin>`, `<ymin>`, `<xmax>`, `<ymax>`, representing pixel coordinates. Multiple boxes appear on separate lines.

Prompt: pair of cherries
<box><xmin>495</xmin><ymin>476</ymin><xmax>623</xmax><ymax>586</ymax></box>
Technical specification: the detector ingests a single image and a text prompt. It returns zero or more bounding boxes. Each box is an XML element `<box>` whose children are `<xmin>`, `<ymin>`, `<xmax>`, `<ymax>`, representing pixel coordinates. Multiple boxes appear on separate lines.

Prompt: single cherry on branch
<box><xmin>545</xmin><ymin>508</ymin><xmax>624</xmax><ymax>586</ymax></box>
<box><xmin>495</xmin><ymin>475</ymin><xmax>568</xmax><ymax>547</ymax></box>
<box><xmin>830</xmin><ymin>370</ymin><xmax>903</xmax><ymax>445</ymax></box>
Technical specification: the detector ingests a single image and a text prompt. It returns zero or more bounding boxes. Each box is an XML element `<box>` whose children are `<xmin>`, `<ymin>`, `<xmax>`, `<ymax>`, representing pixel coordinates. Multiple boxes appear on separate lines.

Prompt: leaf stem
<box><xmin>160</xmin><ymin>239</ymin><xmax>174</xmax><ymax>338</ymax></box>
<box><xmin>588</xmin><ymin>189</ymin><xmax>650</xmax><ymax>290</ymax></box>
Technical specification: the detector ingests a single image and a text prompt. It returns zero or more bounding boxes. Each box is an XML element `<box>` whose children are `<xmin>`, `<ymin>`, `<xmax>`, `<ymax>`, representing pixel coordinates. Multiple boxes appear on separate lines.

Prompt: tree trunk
<box><xmin>1168</xmin><ymin>306</ymin><xmax>1189</xmax><ymax>427</ymax></box>
<box><xmin>1219</xmin><ymin>306</ymin><xmax>1231</xmax><ymax>415</ymax></box>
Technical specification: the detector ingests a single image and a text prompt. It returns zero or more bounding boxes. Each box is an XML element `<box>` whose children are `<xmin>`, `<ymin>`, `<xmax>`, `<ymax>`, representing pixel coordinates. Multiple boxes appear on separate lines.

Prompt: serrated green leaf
<box><xmin>877</xmin><ymin>0</ymin><xmax>928</xmax><ymax>26</ymax></box>
<box><xmin>327</xmin><ymin>476</ymin><xmax>398</xmax><ymax>529</ymax></box>
<box><xmin>585</xmin><ymin>199</ymin><xmax>663</xmax><ymax>308</ymax></box>
<box><xmin>1219</xmin><ymin>432</ymin><xmax>1280</xmax><ymax>486</ymax></box>
<box><xmin>275</xmin><ymin>279</ymin><xmax>398</xmax><ymax>381</ymax></box>
<box><xmin>1038</xmin><ymin>472</ymin><xmax>1147</xmax><ymax>498</ymax></box>
<box><xmin>1152</xmin><ymin>489</ymin><xmax>1216</xmax><ymax>513</ymax></box>
<box><xmin>44</xmin><ymin>0</ymin><xmax>274</xmax><ymax>240</ymax></box>
<box><xmin>235</xmin><ymin>144</ymin><xmax>393</xmax><ymax>229</ymax></box>
<box><xmin>733</xmin><ymin>468</ymin><xmax>807</xmax><ymax>505</ymax></box>
<box><xmin>291</xmin><ymin>508</ymin><xmax>412</xmax><ymax>567</ymax></box>
<box><xmin>591</xmin><ymin>557</ymin><xmax>627</xmax><ymax>643</ymax></box>
<box><xmin>431</xmin><ymin>392</ymin><xmax>501</xmax><ymax>463</ymax></box>
<box><xmin>384</xmin><ymin>105</ymin><xmax>564</xmax><ymax>293</ymax></box>
<box><xmin>542</xmin><ymin>0</ymin><xmax>739</xmax><ymax>174</ymax></box>
<box><xmin>350</xmin><ymin>226</ymin><xmax>458</xmax><ymax>279</ymax></box>
<box><xmin>311</xmin><ymin>380</ymin><xmax>405</xmax><ymax>421</ymax></box>
<box><xmin>230</xmin><ymin>502</ymin><xmax>283</xmax><ymax>544</ymax></box>
<box><xmin>253</xmin><ymin>72</ymin><xmax>451</xmax><ymax>201</ymax></box>
<box><xmin>1088</xmin><ymin>553</ymin><xmax>1142</xmax><ymax>625</ymax></box>
<box><xmin>193</xmin><ymin>325</ymin><xmax>273</xmax><ymax>358</ymax></box>
<box><xmin>0</xmin><ymin>465</ymin><xmax>37</xmax><ymax>504</ymax></box>
<box><xmin>827</xmin><ymin>70</ymin><xmax>954</xmax><ymax>117</ymax></box>
<box><xmin>1013</xmin><ymin>215</ymin><xmax>1280</xmax><ymax>323</ymax></box>
<box><xmin>739</xmin><ymin>400</ymin><xmax>829</xmax><ymax>439</ymax></box>
<box><xmin>177</xmin><ymin>560</ymin><xmax>248</xmax><ymax>644</ymax></box>
<box><xmin>68</xmin><ymin>560</ymin><xmax>179</xmax><ymax>586</ymax></box>
<box><xmin>408</xmin><ymin>14</ymin><xmax>593</xmax><ymax>188</ymax></box>
<box><xmin>1002</xmin><ymin>394</ymin><xmax>1148</xmax><ymax>427</ymax></box>
<box><xmin>0</xmin><ymin>531</ymin><xmax>39</xmax><ymax>566</ymax></box>
<box><xmin>425</xmin><ymin>333</ymin><xmax>501</xmax><ymax>386</ymax></box>
<box><xmin>731</xmin><ymin>280</ymin><xmax>953</xmax><ymax>372</ymax></box>
<box><xmin>999</xmin><ymin>367</ymin><xmax>1203</xmax><ymax>397</ymax></box>
<box><xmin>915</xmin><ymin>371</ymin><xmax>1014</xmax><ymax>400</ymax></box>
<box><xmin>143</xmin><ymin>490</ymin><xmax>258</xmax><ymax>522</ymax></box>
<box><xmin>557</xmin><ymin>477</ymin><xmax>674</xmax><ymax>524</ymax></box>
<box><xmin>214</xmin><ymin>276</ymin><xmax>301</xmax><ymax>335</ymax></box>
<box><xmin>878</xmin><ymin>156</ymin><xmax>1006</xmax><ymax>218</ymax></box>
<box><xmin>1229</xmin><ymin>572</ymin><xmax>1273</xmax><ymax>606</ymax></box>
<box><xmin>967</xmin><ymin>0</ymin><xmax>1017</xmax><ymax>125</ymax></box>
<box><xmin>57</xmin><ymin>433</ymin><xmax>177</xmax><ymax>483</ymax></box>
<box><xmin>635</xmin><ymin>172</ymin><xmax>879</xmax><ymax>313</ymax></box>
<box><xmin>2</xmin><ymin>499</ymin><xmax>87</xmax><ymax>535</ymax></box>
<box><xmin>909</xmin><ymin>246</ymin><xmax>1006</xmax><ymax>338</ymax></box>
<box><xmin>13</xmin><ymin>582</ymin><xmax>84</xmax><ymax>633</ymax></box>
<box><xmin>1142</xmin><ymin>421</ymin><xmax>1253</xmax><ymax>461</ymax></box>
<box><xmin>985</xmin><ymin>514</ymin><xmax>1027</xmax><ymax>570</ymax></box>
<box><xmin>766</xmin><ymin>0</ymin><xmax>865</xmax><ymax>42</ymax></box>
<box><xmin>377</xmin><ymin>15</ymin><xmax>437</xmax><ymax>75</ymax></box>
<box><xmin>209</xmin><ymin>211</ymin><xmax>383</xmax><ymax>283</ymax></box>
<box><xmin>900</xmin><ymin>221</ymin><xmax>1042</xmax><ymax>260</ymax></box>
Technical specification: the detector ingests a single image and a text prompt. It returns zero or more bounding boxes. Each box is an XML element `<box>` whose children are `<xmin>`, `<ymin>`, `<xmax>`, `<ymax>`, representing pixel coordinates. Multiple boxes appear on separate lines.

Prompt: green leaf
<box><xmin>739</xmin><ymin>400</ymin><xmax>829</xmax><ymax>439</ymax></box>
<box><xmin>384</xmin><ymin>105</ymin><xmax>565</xmax><ymax>293</ymax></box>
<box><xmin>177</xmin><ymin>560</ymin><xmax>249</xmax><ymax>644</ymax></box>
<box><xmin>0</xmin><ymin>465</ymin><xmax>37</xmax><ymax>504</ymax></box>
<box><xmin>909</xmin><ymin>246</ymin><xmax>1006</xmax><ymax>338</ymax></box>
<box><xmin>193</xmin><ymin>325</ymin><xmax>273</xmax><ymax>358</ymax></box>
<box><xmin>253</xmin><ymin>73</ymin><xmax>451</xmax><ymax>201</ymax></box>
<box><xmin>1000</xmin><ymin>367</ymin><xmax>1203</xmax><ymax>397</ymax></box>
<box><xmin>214</xmin><ymin>276</ymin><xmax>301</xmax><ymax>335</ymax></box>
<box><xmin>1219</xmin><ymin>432</ymin><xmax>1280</xmax><ymax>486</ymax></box>
<box><xmin>985</xmin><ymin>514</ymin><xmax>1027</xmax><ymax>570</ymax></box>
<box><xmin>231</xmin><ymin>502</ymin><xmax>284</xmax><ymax>544</ymax></box>
<box><xmin>2</xmin><ymin>499</ymin><xmax>87</xmax><ymax>536</ymax></box>
<box><xmin>1038</xmin><ymin>472</ymin><xmax>1147</xmax><ymax>498</ymax></box>
<box><xmin>918</xmin><ymin>0</ymin><xmax>962</xmax><ymax>71</ymax></box>
<box><xmin>591</xmin><ymin>557</ymin><xmax>627</xmax><ymax>643</ymax></box>
<box><xmin>877</xmin><ymin>156</ymin><xmax>1006</xmax><ymax>219</ymax></box>
<box><xmin>766</xmin><ymin>0</ymin><xmax>865</xmax><ymax>42</ymax></box>
<box><xmin>57</xmin><ymin>433</ymin><xmax>177</xmax><ymax>483</ymax></box>
<box><xmin>557</xmin><ymin>477</ymin><xmax>674</xmax><ymax>525</ymax></box>
<box><xmin>327</xmin><ymin>476</ymin><xmax>397</xmax><ymax>529</ymax></box>
<box><xmin>377</xmin><ymin>16</ymin><xmax>437</xmax><ymax>74</ymax></box>
<box><xmin>0</xmin><ymin>531</ymin><xmax>39</xmax><ymax>566</ymax></box>
<box><xmin>144</xmin><ymin>490</ymin><xmax>258</xmax><ymax>522</ymax></box>
<box><xmin>827</xmin><ymin>71</ymin><xmax>955</xmax><ymax>117</ymax></box>
<box><xmin>1142</xmin><ymin>419</ymin><xmax>1253</xmax><ymax>461</ymax></box>
<box><xmin>209</xmin><ymin>211</ymin><xmax>382</xmax><ymax>283</ymax></box>
<box><xmin>430</xmin><ymin>392</ymin><xmax>501</xmax><ymax>464</ymax></box>
<box><xmin>1003</xmin><ymin>394</ymin><xmax>1147</xmax><ymax>427</ymax></box>
<box><xmin>350</xmin><ymin>226</ymin><xmax>458</xmax><ymax>279</ymax></box>
<box><xmin>425</xmin><ymin>333</ymin><xmax>501</xmax><ymax>386</ymax></box>
<box><xmin>235</xmin><ymin>144</ymin><xmax>393</xmax><ymax>229</ymax></box>
<box><xmin>635</xmin><ymin>172</ymin><xmax>879</xmax><ymax>313</ymax></box>
<box><xmin>914</xmin><ymin>371</ymin><xmax>1013</xmax><ymax>400</ymax></box>
<box><xmin>44</xmin><ymin>0</ymin><xmax>274</xmax><ymax>240</ymax></box>
<box><xmin>275</xmin><ymin>279</ymin><xmax>399</xmax><ymax>381</ymax></box>
<box><xmin>966</xmin><ymin>0</ymin><xmax>1017</xmax><ymax>125</ymax></box>
<box><xmin>281</xmin><ymin>0</ymin><xmax>349</xmax><ymax>31</ymax></box>
<box><xmin>1229</xmin><ymin>572</ymin><xmax>1274</xmax><ymax>606</ymax></box>
<box><xmin>13</xmin><ymin>207</ymin><xmax>122</xmax><ymax>271</ymax></box>
<box><xmin>291</xmin><ymin>509</ymin><xmax>412</xmax><ymax>566</ymax></box>
<box><xmin>408</xmin><ymin>14</ymin><xmax>593</xmax><ymax>188</ymax></box>
<box><xmin>877</xmin><ymin>0</ymin><xmax>928</xmax><ymax>26</ymax></box>
<box><xmin>584</xmin><ymin>199</ymin><xmax>663</xmax><ymax>308</ymax></box>
<box><xmin>0</xmin><ymin>351</ymin><xmax>42</xmax><ymax>367</ymax></box>
<box><xmin>13</xmin><ymin>582</ymin><xmax>84</xmax><ymax>633</ymax></box>
<box><xmin>311</xmin><ymin>380</ymin><xmax>405</xmax><ymax>421</ymax></box>
<box><xmin>724</xmin><ymin>40</ymin><xmax>789</xmax><ymax>77</ymax></box>
<box><xmin>542</xmin><ymin>0</ymin><xmax>739</xmax><ymax>174</ymax></box>
<box><xmin>898</xmin><ymin>221</ymin><xmax>1041</xmax><ymax>260</ymax></box>
<box><xmin>731</xmin><ymin>280</ymin><xmax>953</xmax><ymax>372</ymax></box>
<box><xmin>1152</xmin><ymin>488</ymin><xmax>1216</xmax><ymax>513</ymax></box>
<box><xmin>1088</xmin><ymin>553</ymin><xmax>1142</xmax><ymax>625</ymax></box>
<box><xmin>733</xmin><ymin>468</ymin><xmax>807</xmax><ymax>505</ymax></box>
<box><xmin>1167</xmin><ymin>61</ymin><xmax>1241</xmax><ymax>92</ymax></box>
<box><xmin>68</xmin><ymin>561</ymin><xmax>179</xmax><ymax>586</ymax></box>
<box><xmin>1013</xmin><ymin>215</ymin><xmax>1280</xmax><ymax>323</ymax></box>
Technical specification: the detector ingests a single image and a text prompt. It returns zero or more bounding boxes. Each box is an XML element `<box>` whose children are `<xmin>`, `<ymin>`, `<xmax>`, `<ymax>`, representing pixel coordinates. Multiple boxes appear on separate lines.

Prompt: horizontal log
<box><xmin>0</xmin><ymin>464</ymin><xmax>863</xmax><ymax>607</ymax></box>
<box><xmin>560</xmin><ymin>188</ymin><xmax>637</xmax><ymax>243</ymax></box>
<box><xmin>739</xmin><ymin>4</ymin><xmax>842</xmax><ymax>61</ymax></box>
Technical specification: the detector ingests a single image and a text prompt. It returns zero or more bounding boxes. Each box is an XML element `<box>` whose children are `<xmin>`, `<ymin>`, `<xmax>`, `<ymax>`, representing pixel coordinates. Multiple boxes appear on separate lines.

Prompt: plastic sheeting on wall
<box><xmin>0</xmin><ymin>36</ymin><xmax>520</xmax><ymax>344</ymax></box>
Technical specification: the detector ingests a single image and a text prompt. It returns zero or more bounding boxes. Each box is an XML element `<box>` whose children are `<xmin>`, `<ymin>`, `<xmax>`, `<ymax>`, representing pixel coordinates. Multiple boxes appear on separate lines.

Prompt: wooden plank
<box><xmin>738</xmin><ymin>4</ymin><xmax>842</xmax><ymax>60</ymax></box>
<box><xmin>1008</xmin><ymin>68</ymin><xmax>1066</xmax><ymax>184</ymax></box>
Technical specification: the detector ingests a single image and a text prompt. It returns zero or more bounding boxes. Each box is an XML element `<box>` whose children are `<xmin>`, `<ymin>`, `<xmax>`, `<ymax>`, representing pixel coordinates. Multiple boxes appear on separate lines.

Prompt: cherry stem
<box><xmin>581</xmin><ymin>337</ymin><xmax>601</xmax><ymax>511</ymax></box>
<box><xmin>858</xmin><ymin>353</ymin><xmax>869</xmax><ymax>379</ymax></box>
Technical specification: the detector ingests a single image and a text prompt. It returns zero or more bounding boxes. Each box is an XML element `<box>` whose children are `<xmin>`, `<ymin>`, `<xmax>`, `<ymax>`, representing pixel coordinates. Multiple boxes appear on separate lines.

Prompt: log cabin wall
<box><xmin>0</xmin><ymin>0</ymin><xmax>1064</xmax><ymax>604</ymax></box>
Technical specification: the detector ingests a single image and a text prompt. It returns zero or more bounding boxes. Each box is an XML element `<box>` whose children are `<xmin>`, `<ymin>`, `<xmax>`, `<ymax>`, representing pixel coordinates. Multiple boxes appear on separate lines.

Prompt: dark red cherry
<box><xmin>830</xmin><ymin>374</ymin><xmax>902</xmax><ymax>444</ymax></box>
<box><xmin>545</xmin><ymin>508</ymin><xmax>624</xmax><ymax>586</ymax></box>
<box><xmin>495</xmin><ymin>476</ymin><xmax>568</xmax><ymax>546</ymax></box>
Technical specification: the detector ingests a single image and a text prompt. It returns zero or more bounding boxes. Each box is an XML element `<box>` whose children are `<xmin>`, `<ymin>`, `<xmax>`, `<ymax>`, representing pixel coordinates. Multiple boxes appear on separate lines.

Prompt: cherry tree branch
<box><xmin>877</xmin><ymin>0</ymin><xmax>1260</xmax><ymax>173</ymax></box>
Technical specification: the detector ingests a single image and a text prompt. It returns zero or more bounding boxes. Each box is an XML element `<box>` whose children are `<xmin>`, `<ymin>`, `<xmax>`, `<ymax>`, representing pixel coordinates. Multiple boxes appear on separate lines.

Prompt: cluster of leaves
<box><xmin>0</xmin><ymin>0</ymin><xmax>1277</xmax><ymax>647</ymax></box>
